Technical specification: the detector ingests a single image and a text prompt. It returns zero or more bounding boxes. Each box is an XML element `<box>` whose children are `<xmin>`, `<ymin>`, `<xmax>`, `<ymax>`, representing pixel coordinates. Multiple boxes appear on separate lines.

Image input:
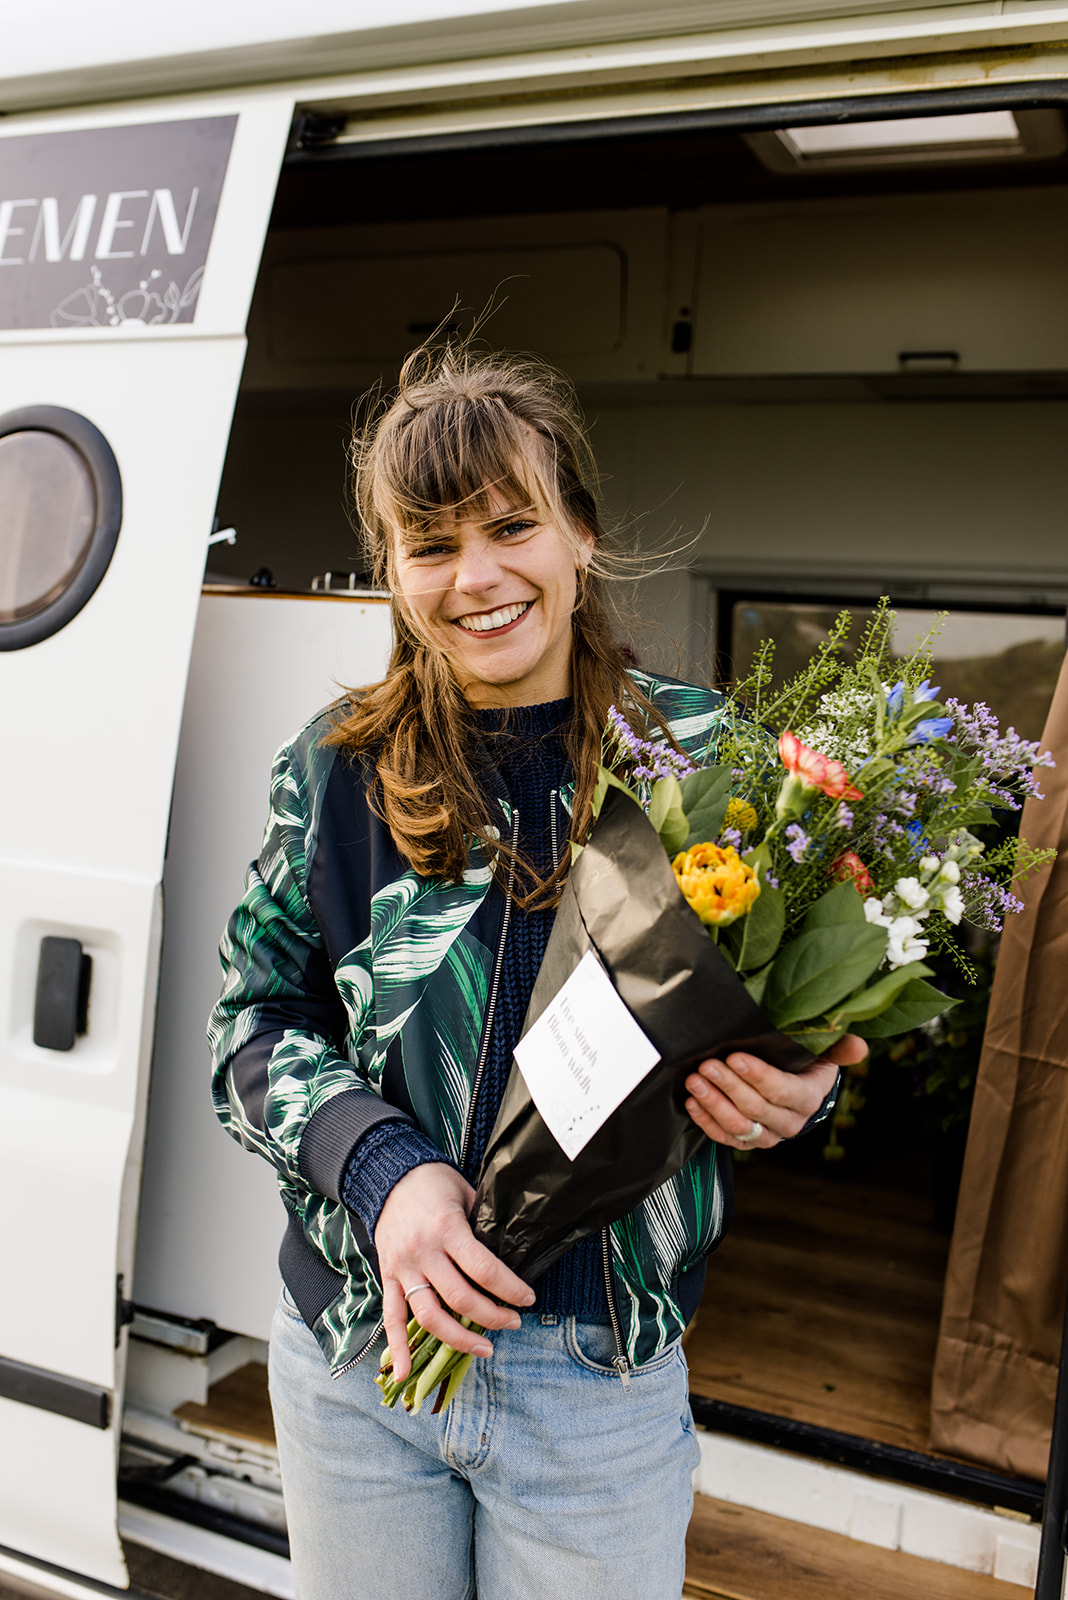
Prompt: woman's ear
<box><xmin>576</xmin><ymin>528</ymin><xmax>596</xmax><ymax>570</ymax></box>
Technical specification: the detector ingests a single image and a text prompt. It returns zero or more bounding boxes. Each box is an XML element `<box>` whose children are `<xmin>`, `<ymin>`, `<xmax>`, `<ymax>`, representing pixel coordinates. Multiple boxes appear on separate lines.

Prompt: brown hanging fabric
<box><xmin>930</xmin><ymin>646</ymin><xmax>1068</xmax><ymax>1479</ymax></box>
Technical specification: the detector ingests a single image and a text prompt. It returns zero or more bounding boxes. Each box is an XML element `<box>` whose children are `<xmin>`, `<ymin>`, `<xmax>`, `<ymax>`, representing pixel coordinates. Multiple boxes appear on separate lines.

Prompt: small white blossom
<box><xmin>939</xmin><ymin>860</ymin><xmax>961</xmax><ymax>885</ymax></box>
<box><xmin>886</xmin><ymin>915</ymin><xmax>928</xmax><ymax>968</ymax></box>
<box><xmin>864</xmin><ymin>897</ymin><xmax>888</xmax><ymax>926</ymax></box>
<box><xmin>894</xmin><ymin>877</ymin><xmax>929</xmax><ymax>911</ymax></box>
<box><xmin>920</xmin><ymin>855</ymin><xmax>940</xmax><ymax>874</ymax></box>
<box><xmin>932</xmin><ymin>883</ymin><xmax>964</xmax><ymax>924</ymax></box>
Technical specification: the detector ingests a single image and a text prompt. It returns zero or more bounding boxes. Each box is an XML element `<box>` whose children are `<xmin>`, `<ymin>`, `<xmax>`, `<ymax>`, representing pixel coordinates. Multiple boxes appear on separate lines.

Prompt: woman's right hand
<box><xmin>374</xmin><ymin>1163</ymin><xmax>535</xmax><ymax>1381</ymax></box>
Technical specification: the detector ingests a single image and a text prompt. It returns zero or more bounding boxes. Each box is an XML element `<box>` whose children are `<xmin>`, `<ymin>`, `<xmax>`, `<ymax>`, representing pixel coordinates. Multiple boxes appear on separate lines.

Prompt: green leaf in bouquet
<box><xmin>737</xmin><ymin>877</ymin><xmax>786</xmax><ymax>971</ymax></box>
<box><xmin>782</xmin><ymin>1024</ymin><xmax>846</xmax><ymax>1056</ymax></box>
<box><xmin>801</xmin><ymin>879</ymin><xmax>867</xmax><ymax>932</ymax></box>
<box><xmin>742</xmin><ymin>961</ymin><xmax>772</xmax><ymax>1007</ymax></box>
<box><xmin>851</xmin><ymin>979</ymin><xmax>959</xmax><ymax>1039</ymax></box>
<box><xmin>855</xmin><ymin>756</ymin><xmax>896</xmax><ymax>785</ymax></box>
<box><xmin>899</xmin><ymin>697</ymin><xmax>949</xmax><ymax>732</ymax></box>
<box><xmin>592</xmin><ymin>764</ymin><xmax>638</xmax><ymax>819</ymax></box>
<box><xmin>764</xmin><ymin>924</ymin><xmax>888</xmax><ymax>1029</ymax></box>
<box><xmin>826</xmin><ymin>960</ymin><xmax>933</xmax><ymax>1028</ymax></box>
<box><xmin>649</xmin><ymin>775</ymin><xmax>689</xmax><ymax>856</ymax></box>
<box><xmin>679</xmin><ymin>765</ymin><xmax>734</xmax><ymax>850</ymax></box>
<box><xmin>948</xmin><ymin>801</ymin><xmax>995</xmax><ymax>828</ymax></box>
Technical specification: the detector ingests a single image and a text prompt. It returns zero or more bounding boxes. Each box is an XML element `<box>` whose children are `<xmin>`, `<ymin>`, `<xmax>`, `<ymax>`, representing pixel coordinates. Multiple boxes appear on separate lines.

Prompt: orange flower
<box><xmin>778</xmin><ymin>731</ymin><xmax>863</xmax><ymax>802</ymax></box>
<box><xmin>829</xmin><ymin>849</ymin><xmax>873</xmax><ymax>897</ymax></box>
<box><xmin>672</xmin><ymin>842</ymin><xmax>760</xmax><ymax>928</ymax></box>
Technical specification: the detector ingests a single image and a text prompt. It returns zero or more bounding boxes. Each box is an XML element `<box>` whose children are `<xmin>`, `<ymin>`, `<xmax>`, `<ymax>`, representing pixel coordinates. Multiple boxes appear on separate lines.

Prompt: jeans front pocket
<box><xmin>279</xmin><ymin>1281</ymin><xmax>305</xmax><ymax>1323</ymax></box>
<box><xmin>564</xmin><ymin>1318</ymin><xmax>681</xmax><ymax>1378</ymax></box>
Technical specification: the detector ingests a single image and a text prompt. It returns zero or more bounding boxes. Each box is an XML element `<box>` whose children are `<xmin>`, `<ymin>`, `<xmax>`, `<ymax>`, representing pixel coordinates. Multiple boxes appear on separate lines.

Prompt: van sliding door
<box><xmin>0</xmin><ymin>93</ymin><xmax>292</xmax><ymax>1588</ymax></box>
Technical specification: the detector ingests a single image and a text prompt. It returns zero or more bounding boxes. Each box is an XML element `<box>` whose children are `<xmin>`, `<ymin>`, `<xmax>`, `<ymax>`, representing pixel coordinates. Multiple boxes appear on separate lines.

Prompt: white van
<box><xmin>3</xmin><ymin>5</ymin><xmax>1068</xmax><ymax>1597</ymax></box>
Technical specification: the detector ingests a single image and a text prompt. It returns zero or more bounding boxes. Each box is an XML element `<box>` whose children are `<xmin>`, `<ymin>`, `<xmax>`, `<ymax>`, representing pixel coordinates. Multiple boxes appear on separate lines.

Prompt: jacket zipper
<box><xmin>334</xmin><ymin>811</ymin><xmax>521</xmax><ymax>1381</ymax></box>
<box><xmin>459</xmin><ymin>807</ymin><xmax>520</xmax><ymax>1174</ymax></box>
<box><xmin>333</xmin><ymin>1324</ymin><xmax>384</xmax><ymax>1378</ymax></box>
<box><xmin>602</xmin><ymin>1228</ymin><xmax>633</xmax><ymax>1393</ymax></box>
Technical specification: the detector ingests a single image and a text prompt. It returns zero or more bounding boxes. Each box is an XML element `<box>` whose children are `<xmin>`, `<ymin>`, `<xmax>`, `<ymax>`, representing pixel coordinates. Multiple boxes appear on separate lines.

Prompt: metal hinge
<box><xmin>115</xmin><ymin>1275</ymin><xmax>135</xmax><ymax>1347</ymax></box>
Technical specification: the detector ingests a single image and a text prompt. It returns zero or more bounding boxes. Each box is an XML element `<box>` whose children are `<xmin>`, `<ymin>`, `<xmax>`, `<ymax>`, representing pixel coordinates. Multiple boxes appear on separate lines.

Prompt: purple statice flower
<box><xmin>836</xmin><ymin>803</ymin><xmax>853</xmax><ymax>829</ymax></box>
<box><xmin>765</xmin><ymin>873</ymin><xmax>780</xmax><ymax>889</ymax></box>
<box><xmin>894</xmin><ymin>791</ymin><xmax>917</xmax><ymax>817</ymax></box>
<box><xmin>785</xmin><ymin>823</ymin><xmax>810</xmax><ymax>863</ymax></box>
<box><xmin>871</xmin><ymin>812</ymin><xmax>907</xmax><ymax>859</ymax></box>
<box><xmin>606</xmin><ymin>705</ymin><xmax>697</xmax><ymax>783</ymax></box>
<box><xmin>721</xmin><ymin>827</ymin><xmax>742</xmax><ymax>849</ymax></box>
<box><xmin>945</xmin><ymin>698</ymin><xmax>1056</xmax><ymax>797</ymax></box>
<box><xmin>961</xmin><ymin>872</ymin><xmax>1025</xmax><ymax>932</ymax></box>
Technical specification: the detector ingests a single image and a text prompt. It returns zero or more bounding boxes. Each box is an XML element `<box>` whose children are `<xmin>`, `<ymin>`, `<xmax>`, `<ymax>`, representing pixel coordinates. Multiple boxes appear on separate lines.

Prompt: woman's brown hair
<box><xmin>326</xmin><ymin>343</ymin><xmax>668</xmax><ymax>904</ymax></box>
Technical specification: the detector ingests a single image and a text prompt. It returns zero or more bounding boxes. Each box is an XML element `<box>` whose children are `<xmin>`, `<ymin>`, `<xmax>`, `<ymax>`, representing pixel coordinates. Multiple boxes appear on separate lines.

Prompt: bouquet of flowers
<box><xmin>377</xmin><ymin>604</ymin><xmax>1055</xmax><ymax>1413</ymax></box>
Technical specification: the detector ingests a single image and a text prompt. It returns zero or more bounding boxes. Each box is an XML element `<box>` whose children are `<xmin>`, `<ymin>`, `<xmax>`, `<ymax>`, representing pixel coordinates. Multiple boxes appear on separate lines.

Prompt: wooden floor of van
<box><xmin>686</xmin><ymin>1153</ymin><xmax>949</xmax><ymax>1452</ymax></box>
<box><xmin>683</xmin><ymin>1495</ymin><xmax>1024</xmax><ymax>1599</ymax></box>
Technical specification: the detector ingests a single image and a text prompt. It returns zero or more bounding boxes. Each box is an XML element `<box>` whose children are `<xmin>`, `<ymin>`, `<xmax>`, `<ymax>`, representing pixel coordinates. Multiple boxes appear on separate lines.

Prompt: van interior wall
<box><xmin>210</xmin><ymin>121</ymin><xmax>1068</xmax><ymax>673</ymax></box>
<box><xmin>212</xmin><ymin>395</ymin><xmax>1068</xmax><ymax>682</ymax></box>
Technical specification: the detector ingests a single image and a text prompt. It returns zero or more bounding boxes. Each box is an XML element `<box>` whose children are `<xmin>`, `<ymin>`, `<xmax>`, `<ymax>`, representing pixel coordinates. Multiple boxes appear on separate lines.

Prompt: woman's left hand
<box><xmin>684</xmin><ymin>1033</ymin><xmax>867</xmax><ymax>1150</ymax></box>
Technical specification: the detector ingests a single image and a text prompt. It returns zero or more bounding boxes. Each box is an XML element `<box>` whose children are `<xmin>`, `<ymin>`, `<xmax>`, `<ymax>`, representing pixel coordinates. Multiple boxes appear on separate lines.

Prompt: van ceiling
<box><xmin>273</xmin><ymin>116</ymin><xmax>1068</xmax><ymax>228</ymax></box>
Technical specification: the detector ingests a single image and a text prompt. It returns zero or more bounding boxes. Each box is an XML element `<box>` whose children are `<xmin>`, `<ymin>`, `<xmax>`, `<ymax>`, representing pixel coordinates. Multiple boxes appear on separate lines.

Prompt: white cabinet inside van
<box><xmin>692</xmin><ymin>186</ymin><xmax>1068</xmax><ymax>376</ymax></box>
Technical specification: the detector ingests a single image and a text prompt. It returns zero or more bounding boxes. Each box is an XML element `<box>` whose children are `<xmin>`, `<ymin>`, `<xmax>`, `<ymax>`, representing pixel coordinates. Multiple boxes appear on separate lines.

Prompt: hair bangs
<box><xmin>384</xmin><ymin>397</ymin><xmax>548</xmax><ymax>538</ymax></box>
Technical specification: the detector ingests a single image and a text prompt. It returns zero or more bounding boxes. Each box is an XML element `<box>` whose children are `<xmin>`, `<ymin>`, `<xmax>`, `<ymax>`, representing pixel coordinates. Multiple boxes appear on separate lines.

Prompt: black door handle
<box><xmin>33</xmin><ymin>937</ymin><xmax>92</xmax><ymax>1051</ymax></box>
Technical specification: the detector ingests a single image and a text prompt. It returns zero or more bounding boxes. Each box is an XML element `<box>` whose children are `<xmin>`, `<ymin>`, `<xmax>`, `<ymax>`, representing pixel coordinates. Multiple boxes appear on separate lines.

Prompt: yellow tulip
<box><xmin>672</xmin><ymin>843</ymin><xmax>761</xmax><ymax>928</ymax></box>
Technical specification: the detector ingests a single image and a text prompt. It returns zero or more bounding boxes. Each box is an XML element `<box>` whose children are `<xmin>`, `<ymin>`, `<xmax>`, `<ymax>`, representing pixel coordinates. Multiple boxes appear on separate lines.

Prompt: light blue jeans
<box><xmin>268</xmin><ymin>1288</ymin><xmax>700</xmax><ymax>1600</ymax></box>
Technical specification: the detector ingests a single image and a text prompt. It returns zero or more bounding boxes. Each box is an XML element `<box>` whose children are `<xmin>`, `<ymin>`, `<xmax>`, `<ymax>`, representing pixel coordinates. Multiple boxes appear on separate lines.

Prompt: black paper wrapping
<box><xmin>470</xmin><ymin>785</ymin><xmax>815</xmax><ymax>1283</ymax></box>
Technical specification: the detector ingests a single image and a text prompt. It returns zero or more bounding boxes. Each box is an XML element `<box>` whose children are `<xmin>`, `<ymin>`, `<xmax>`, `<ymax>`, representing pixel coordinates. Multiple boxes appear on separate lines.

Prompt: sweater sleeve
<box><xmin>340</xmin><ymin>1123</ymin><xmax>458</xmax><ymax>1239</ymax></box>
<box><xmin>207</xmin><ymin>734</ymin><xmax>415</xmax><ymax>1200</ymax></box>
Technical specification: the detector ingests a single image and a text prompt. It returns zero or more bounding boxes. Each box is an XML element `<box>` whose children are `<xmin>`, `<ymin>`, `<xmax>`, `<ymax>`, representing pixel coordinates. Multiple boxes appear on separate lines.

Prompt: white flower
<box><xmin>894</xmin><ymin>877</ymin><xmax>929</xmax><ymax>911</ymax></box>
<box><xmin>886</xmin><ymin>915</ymin><xmax>928</xmax><ymax>968</ymax></box>
<box><xmin>864</xmin><ymin>897</ymin><xmax>889</xmax><ymax>927</ymax></box>
<box><xmin>939</xmin><ymin>860</ymin><xmax>961</xmax><ymax>885</ymax></box>
<box><xmin>920</xmin><ymin>855</ymin><xmax>940</xmax><ymax>874</ymax></box>
<box><xmin>933</xmin><ymin>883</ymin><xmax>964</xmax><ymax>924</ymax></box>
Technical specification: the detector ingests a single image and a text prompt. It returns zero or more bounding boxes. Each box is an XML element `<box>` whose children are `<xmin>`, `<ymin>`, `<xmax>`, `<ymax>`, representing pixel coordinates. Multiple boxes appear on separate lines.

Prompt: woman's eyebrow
<box><xmin>482</xmin><ymin>504</ymin><xmax>538</xmax><ymax>529</ymax></box>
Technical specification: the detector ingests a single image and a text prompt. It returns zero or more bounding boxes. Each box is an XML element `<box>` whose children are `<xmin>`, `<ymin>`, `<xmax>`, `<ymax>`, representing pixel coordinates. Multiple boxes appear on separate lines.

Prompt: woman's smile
<box><xmin>454</xmin><ymin>600</ymin><xmax>532</xmax><ymax>635</ymax></box>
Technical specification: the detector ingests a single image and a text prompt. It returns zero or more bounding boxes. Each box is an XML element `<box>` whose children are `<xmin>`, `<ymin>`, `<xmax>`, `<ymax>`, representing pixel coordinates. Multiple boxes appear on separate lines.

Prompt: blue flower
<box><xmin>910</xmin><ymin>716</ymin><xmax>954</xmax><ymax>745</ymax></box>
<box><xmin>886</xmin><ymin>682</ymin><xmax>906</xmax><ymax>715</ymax></box>
<box><xmin>915</xmin><ymin>681</ymin><xmax>941</xmax><ymax>703</ymax></box>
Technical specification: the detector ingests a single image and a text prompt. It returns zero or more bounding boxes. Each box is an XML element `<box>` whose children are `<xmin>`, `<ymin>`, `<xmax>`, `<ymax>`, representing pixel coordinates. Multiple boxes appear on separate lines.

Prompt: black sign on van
<box><xmin>0</xmin><ymin>116</ymin><xmax>237</xmax><ymax>331</ymax></box>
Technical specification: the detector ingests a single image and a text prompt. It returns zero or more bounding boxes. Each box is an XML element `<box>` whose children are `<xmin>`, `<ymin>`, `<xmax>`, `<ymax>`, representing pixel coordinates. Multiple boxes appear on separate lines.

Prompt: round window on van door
<box><xmin>0</xmin><ymin>406</ymin><xmax>122</xmax><ymax>651</ymax></box>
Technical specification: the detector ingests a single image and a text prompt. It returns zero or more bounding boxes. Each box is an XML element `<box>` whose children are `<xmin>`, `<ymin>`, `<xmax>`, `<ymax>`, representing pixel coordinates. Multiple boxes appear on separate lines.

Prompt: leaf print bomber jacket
<box><xmin>208</xmin><ymin>671</ymin><xmax>733</xmax><ymax>1375</ymax></box>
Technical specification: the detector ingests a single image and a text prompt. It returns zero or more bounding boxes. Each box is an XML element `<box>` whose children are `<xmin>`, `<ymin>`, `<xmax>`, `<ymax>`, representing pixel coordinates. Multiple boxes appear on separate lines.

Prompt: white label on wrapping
<box><xmin>513</xmin><ymin>950</ymin><xmax>662</xmax><ymax>1162</ymax></box>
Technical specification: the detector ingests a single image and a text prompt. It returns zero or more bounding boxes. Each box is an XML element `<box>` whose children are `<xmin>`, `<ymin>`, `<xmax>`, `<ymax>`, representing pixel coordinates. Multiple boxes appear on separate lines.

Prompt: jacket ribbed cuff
<box><xmin>297</xmin><ymin>1088</ymin><xmax>413</xmax><ymax>1202</ymax></box>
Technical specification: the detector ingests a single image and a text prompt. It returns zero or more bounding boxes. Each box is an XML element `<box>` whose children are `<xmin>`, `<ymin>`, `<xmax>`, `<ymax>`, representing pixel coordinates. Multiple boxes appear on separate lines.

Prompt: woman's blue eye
<box><xmin>499</xmin><ymin>520</ymin><xmax>535</xmax><ymax>538</ymax></box>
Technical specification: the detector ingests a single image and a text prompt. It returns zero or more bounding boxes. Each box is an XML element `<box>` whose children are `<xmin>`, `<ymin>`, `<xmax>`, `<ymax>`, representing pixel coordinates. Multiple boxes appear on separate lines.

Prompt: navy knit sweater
<box><xmin>341</xmin><ymin>699</ymin><xmax>608</xmax><ymax>1319</ymax></box>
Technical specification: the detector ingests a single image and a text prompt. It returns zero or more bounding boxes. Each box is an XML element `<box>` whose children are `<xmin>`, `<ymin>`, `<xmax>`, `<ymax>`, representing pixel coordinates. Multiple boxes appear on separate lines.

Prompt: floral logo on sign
<box><xmin>49</xmin><ymin>263</ymin><xmax>204</xmax><ymax>328</ymax></box>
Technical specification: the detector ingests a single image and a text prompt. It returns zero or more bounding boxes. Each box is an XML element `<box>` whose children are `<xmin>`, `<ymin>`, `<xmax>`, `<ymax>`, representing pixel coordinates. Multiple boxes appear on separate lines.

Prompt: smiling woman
<box><xmin>208</xmin><ymin>341</ymin><xmax>849</xmax><ymax>1600</ymax></box>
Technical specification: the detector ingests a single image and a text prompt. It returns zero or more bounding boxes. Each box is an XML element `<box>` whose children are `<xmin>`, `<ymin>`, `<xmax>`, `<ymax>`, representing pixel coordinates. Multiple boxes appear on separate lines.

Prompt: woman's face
<box><xmin>393</xmin><ymin>492</ymin><xmax>594</xmax><ymax>707</ymax></box>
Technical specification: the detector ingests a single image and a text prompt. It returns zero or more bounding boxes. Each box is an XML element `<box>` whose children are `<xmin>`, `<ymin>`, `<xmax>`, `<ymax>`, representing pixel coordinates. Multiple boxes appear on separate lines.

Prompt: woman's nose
<box><xmin>453</xmin><ymin>537</ymin><xmax>500</xmax><ymax>593</ymax></box>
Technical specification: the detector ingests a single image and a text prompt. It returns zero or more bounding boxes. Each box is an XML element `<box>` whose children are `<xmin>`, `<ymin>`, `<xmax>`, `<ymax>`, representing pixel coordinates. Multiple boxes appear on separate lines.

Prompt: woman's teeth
<box><xmin>457</xmin><ymin>601</ymin><xmax>530</xmax><ymax>633</ymax></box>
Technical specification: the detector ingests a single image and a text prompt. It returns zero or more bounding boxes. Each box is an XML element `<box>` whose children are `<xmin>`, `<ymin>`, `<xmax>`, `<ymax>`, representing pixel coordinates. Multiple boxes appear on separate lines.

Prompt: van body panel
<box><xmin>0</xmin><ymin>97</ymin><xmax>293</xmax><ymax>1585</ymax></box>
<box><xmin>133</xmin><ymin>592</ymin><xmax>394</xmax><ymax>1340</ymax></box>
<box><xmin>4</xmin><ymin>5</ymin><xmax>1068</xmax><ymax>117</ymax></box>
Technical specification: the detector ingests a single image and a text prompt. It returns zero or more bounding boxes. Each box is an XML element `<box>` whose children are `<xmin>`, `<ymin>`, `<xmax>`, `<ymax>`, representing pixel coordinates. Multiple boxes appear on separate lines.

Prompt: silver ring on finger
<box><xmin>735</xmin><ymin>1120</ymin><xmax>764</xmax><ymax>1146</ymax></box>
<box><xmin>403</xmin><ymin>1281</ymin><xmax>434</xmax><ymax>1300</ymax></box>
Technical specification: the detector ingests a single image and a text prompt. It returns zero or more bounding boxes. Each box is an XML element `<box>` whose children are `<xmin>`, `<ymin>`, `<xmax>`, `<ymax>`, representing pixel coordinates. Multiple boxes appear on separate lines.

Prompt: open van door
<box><xmin>0</xmin><ymin>92</ymin><xmax>292</xmax><ymax>1587</ymax></box>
